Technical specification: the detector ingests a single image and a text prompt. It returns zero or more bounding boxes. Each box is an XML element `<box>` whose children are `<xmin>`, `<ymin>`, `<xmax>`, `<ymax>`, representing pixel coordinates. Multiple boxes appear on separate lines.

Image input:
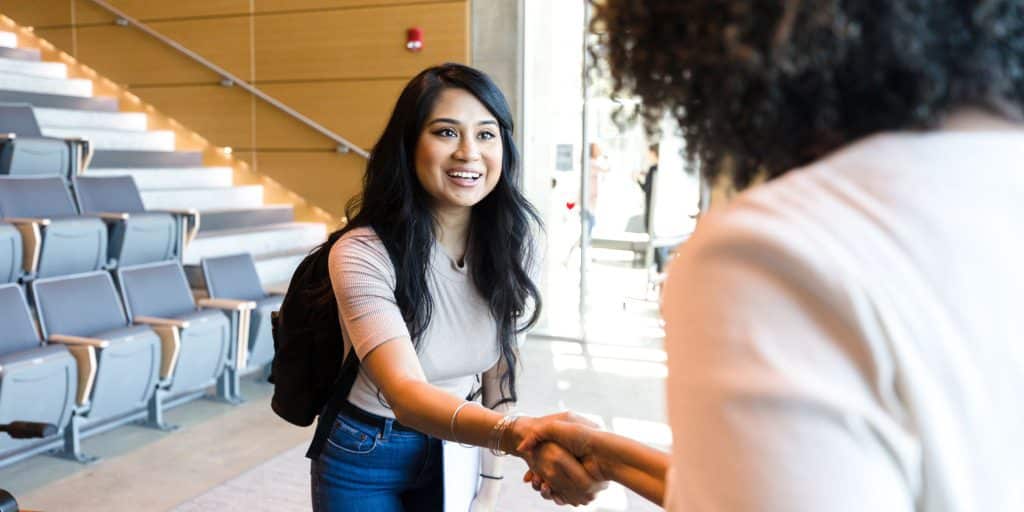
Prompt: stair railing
<box><xmin>87</xmin><ymin>0</ymin><xmax>370</xmax><ymax>159</ymax></box>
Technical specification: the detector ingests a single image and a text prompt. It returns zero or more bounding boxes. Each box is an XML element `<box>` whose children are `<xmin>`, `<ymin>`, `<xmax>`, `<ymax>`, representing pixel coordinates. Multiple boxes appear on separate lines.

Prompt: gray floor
<box><xmin>2</xmin><ymin>260</ymin><xmax>667</xmax><ymax>511</ymax></box>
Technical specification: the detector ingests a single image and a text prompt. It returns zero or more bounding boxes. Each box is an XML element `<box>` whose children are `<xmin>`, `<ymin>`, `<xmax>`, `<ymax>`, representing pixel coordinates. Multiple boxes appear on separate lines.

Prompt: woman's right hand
<box><xmin>512</xmin><ymin>413</ymin><xmax>608</xmax><ymax>505</ymax></box>
<box><xmin>519</xmin><ymin>414</ymin><xmax>611</xmax><ymax>505</ymax></box>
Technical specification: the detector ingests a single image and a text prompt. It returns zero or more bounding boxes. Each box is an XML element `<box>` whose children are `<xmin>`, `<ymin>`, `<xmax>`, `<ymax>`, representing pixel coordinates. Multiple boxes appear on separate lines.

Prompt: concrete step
<box><xmin>0</xmin><ymin>89</ymin><xmax>116</xmax><ymax>111</ymax></box>
<box><xmin>91</xmin><ymin>149</ymin><xmax>202</xmax><ymax>168</ymax></box>
<box><xmin>35</xmin><ymin>107</ymin><xmax>147</xmax><ymax>131</ymax></box>
<box><xmin>140</xmin><ymin>185</ymin><xmax>263</xmax><ymax>211</ymax></box>
<box><xmin>0</xmin><ymin>72</ymin><xmax>92</xmax><ymax>97</ymax></box>
<box><xmin>0</xmin><ymin>32</ymin><xmax>16</xmax><ymax>49</ymax></box>
<box><xmin>0</xmin><ymin>47</ymin><xmax>40</xmax><ymax>62</ymax></box>
<box><xmin>182</xmin><ymin>222</ymin><xmax>327</xmax><ymax>265</ymax></box>
<box><xmin>85</xmin><ymin>166</ymin><xmax>233</xmax><ymax>189</ymax></box>
<box><xmin>42</xmin><ymin>126</ymin><xmax>174</xmax><ymax>151</ymax></box>
<box><xmin>197</xmin><ymin>205</ymin><xmax>294</xmax><ymax>233</ymax></box>
<box><xmin>0</xmin><ymin>57</ymin><xmax>65</xmax><ymax>79</ymax></box>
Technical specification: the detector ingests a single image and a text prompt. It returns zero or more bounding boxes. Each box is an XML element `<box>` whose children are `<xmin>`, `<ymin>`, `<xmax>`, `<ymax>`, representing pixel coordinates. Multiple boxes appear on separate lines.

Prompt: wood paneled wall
<box><xmin>4</xmin><ymin>0</ymin><xmax>470</xmax><ymax>219</ymax></box>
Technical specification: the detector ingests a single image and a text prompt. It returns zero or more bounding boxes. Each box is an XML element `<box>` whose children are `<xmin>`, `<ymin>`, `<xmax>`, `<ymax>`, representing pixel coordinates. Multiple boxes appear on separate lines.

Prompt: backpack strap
<box><xmin>305</xmin><ymin>349</ymin><xmax>361</xmax><ymax>460</ymax></box>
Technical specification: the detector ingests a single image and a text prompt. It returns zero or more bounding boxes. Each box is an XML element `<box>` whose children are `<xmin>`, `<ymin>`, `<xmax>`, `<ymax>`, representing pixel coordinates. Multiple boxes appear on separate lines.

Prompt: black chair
<box><xmin>0</xmin><ymin>103</ymin><xmax>90</xmax><ymax>180</ymax></box>
<box><xmin>74</xmin><ymin>175</ymin><xmax>199</xmax><ymax>267</ymax></box>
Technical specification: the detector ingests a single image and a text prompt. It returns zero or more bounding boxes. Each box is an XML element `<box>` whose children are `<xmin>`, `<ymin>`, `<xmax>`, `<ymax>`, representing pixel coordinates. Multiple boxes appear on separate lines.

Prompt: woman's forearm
<box><xmin>590</xmin><ymin>430</ymin><xmax>669</xmax><ymax>504</ymax></box>
<box><xmin>389</xmin><ymin>380</ymin><xmax>510</xmax><ymax>446</ymax></box>
<box><xmin>603</xmin><ymin>460</ymin><xmax>666</xmax><ymax>506</ymax></box>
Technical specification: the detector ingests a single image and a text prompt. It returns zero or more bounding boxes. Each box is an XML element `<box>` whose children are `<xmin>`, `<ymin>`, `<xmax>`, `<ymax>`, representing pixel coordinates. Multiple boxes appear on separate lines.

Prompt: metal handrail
<box><xmin>88</xmin><ymin>0</ymin><xmax>370</xmax><ymax>159</ymax></box>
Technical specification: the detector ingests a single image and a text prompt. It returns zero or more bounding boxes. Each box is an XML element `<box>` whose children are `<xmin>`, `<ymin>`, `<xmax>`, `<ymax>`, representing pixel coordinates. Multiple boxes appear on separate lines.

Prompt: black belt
<box><xmin>339</xmin><ymin>401</ymin><xmax>418</xmax><ymax>433</ymax></box>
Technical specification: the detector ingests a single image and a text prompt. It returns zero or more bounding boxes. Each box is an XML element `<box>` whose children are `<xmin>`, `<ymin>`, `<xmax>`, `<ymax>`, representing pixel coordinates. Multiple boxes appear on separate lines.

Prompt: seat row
<box><xmin>0</xmin><ymin>253</ymin><xmax>281</xmax><ymax>468</ymax></box>
<box><xmin>0</xmin><ymin>174</ymin><xmax>198</xmax><ymax>282</ymax></box>
<box><xmin>0</xmin><ymin>103</ymin><xmax>89</xmax><ymax>181</ymax></box>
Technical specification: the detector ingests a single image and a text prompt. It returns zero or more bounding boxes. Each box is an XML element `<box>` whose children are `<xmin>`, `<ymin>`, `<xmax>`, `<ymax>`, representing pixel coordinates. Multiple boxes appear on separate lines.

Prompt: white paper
<box><xmin>443</xmin><ymin>441</ymin><xmax>481</xmax><ymax>512</ymax></box>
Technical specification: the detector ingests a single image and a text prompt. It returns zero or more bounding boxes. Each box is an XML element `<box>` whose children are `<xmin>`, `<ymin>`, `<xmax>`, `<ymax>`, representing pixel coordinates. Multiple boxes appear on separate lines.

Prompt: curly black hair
<box><xmin>592</xmin><ymin>0</ymin><xmax>1024</xmax><ymax>189</ymax></box>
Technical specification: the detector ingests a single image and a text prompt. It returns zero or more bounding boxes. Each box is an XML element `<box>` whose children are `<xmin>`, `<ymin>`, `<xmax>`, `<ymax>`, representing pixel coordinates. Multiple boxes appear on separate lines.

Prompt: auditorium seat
<box><xmin>0</xmin><ymin>176</ymin><xmax>107</xmax><ymax>280</ymax></box>
<box><xmin>0</xmin><ymin>283</ymin><xmax>76</xmax><ymax>467</ymax></box>
<box><xmin>199</xmin><ymin>253</ymin><xmax>282</xmax><ymax>401</ymax></box>
<box><xmin>0</xmin><ymin>103</ymin><xmax>88</xmax><ymax>180</ymax></box>
<box><xmin>0</xmin><ymin>221</ymin><xmax>21</xmax><ymax>283</ymax></box>
<box><xmin>117</xmin><ymin>260</ymin><xmax>232</xmax><ymax>416</ymax></box>
<box><xmin>74</xmin><ymin>175</ymin><xmax>199</xmax><ymax>267</ymax></box>
<box><xmin>32</xmin><ymin>271</ymin><xmax>161</xmax><ymax>462</ymax></box>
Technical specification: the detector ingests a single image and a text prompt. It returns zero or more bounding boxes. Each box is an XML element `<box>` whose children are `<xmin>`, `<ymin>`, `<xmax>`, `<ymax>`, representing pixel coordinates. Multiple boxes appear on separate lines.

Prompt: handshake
<box><xmin>505</xmin><ymin>411</ymin><xmax>668</xmax><ymax>507</ymax></box>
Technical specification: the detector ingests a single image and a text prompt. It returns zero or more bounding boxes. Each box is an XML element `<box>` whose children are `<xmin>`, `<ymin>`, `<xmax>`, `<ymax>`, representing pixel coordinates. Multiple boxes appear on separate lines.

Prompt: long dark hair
<box><xmin>318</xmin><ymin>63</ymin><xmax>541</xmax><ymax>407</ymax></box>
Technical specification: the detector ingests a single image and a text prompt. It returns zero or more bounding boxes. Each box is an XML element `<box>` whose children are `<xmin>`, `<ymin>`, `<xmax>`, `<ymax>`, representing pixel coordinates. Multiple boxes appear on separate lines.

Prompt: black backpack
<box><xmin>269</xmin><ymin>231</ymin><xmax>360</xmax><ymax>459</ymax></box>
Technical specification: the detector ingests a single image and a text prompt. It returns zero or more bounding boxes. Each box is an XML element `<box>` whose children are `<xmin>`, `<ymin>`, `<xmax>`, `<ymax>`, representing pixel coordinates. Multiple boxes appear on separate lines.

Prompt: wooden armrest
<box><xmin>4</xmin><ymin>216</ymin><xmax>51</xmax><ymax>227</ymax></box>
<box><xmin>199</xmin><ymin>298</ymin><xmax>257</xmax><ymax>311</ymax></box>
<box><xmin>62</xmin><ymin>345</ymin><xmax>97</xmax><ymax>406</ymax></box>
<box><xmin>8</xmin><ymin>219</ymin><xmax>42</xmax><ymax>274</ymax></box>
<box><xmin>140</xmin><ymin>321</ymin><xmax>182</xmax><ymax>380</ymax></box>
<box><xmin>0</xmin><ymin>133</ymin><xmax>14</xmax><ymax>142</ymax></box>
<box><xmin>134</xmin><ymin>315</ymin><xmax>190</xmax><ymax>329</ymax></box>
<box><xmin>49</xmin><ymin>334</ymin><xmax>111</xmax><ymax>348</ymax></box>
<box><xmin>93</xmin><ymin>212</ymin><xmax>131</xmax><ymax>221</ymax></box>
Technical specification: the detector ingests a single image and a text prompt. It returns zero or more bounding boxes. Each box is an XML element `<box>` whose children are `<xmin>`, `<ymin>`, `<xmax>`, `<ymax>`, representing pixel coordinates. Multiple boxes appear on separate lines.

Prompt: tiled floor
<box><xmin>1</xmin><ymin>256</ymin><xmax>667</xmax><ymax>511</ymax></box>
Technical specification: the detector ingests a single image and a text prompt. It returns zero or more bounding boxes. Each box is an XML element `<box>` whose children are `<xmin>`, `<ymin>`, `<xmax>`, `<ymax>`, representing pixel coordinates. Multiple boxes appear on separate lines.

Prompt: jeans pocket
<box><xmin>325</xmin><ymin>416</ymin><xmax>378</xmax><ymax>455</ymax></box>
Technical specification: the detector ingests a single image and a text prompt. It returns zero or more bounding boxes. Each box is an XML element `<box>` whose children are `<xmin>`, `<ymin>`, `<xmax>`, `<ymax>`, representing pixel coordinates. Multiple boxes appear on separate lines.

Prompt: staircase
<box><xmin>0</xmin><ymin>29</ymin><xmax>327</xmax><ymax>288</ymax></box>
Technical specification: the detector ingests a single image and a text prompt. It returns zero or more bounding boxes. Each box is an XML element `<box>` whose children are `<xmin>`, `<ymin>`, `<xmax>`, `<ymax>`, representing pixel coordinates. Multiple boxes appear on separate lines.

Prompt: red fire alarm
<box><xmin>406</xmin><ymin>27</ymin><xmax>424</xmax><ymax>52</ymax></box>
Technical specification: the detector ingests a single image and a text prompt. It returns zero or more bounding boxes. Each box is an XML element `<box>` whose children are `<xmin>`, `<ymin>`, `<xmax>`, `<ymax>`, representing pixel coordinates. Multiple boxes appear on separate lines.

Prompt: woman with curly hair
<box><xmin>520</xmin><ymin>1</ymin><xmax>1024</xmax><ymax>510</ymax></box>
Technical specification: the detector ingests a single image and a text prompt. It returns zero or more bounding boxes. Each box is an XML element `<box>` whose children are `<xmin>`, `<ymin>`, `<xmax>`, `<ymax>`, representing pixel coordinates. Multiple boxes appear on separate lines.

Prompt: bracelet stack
<box><xmin>488</xmin><ymin>413</ymin><xmax>522</xmax><ymax>456</ymax></box>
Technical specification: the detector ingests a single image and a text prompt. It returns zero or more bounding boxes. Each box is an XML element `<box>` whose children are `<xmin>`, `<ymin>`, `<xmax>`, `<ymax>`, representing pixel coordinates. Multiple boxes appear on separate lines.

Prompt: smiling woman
<box><xmin>414</xmin><ymin>88</ymin><xmax>504</xmax><ymax>251</ymax></box>
<box><xmin>301</xmin><ymin>63</ymin><xmax>604</xmax><ymax>512</ymax></box>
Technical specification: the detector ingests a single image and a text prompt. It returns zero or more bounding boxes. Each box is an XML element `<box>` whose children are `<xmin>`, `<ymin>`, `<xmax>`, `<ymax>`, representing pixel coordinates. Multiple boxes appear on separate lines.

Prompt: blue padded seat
<box><xmin>117</xmin><ymin>260</ymin><xmax>230</xmax><ymax>401</ymax></box>
<box><xmin>32</xmin><ymin>271</ymin><xmax>161</xmax><ymax>453</ymax></box>
<box><xmin>0</xmin><ymin>283</ymin><xmax>76</xmax><ymax>465</ymax></box>
<box><xmin>201</xmin><ymin>253</ymin><xmax>282</xmax><ymax>372</ymax></box>
<box><xmin>0</xmin><ymin>222</ymin><xmax>22</xmax><ymax>284</ymax></box>
<box><xmin>0</xmin><ymin>176</ymin><xmax>107</xmax><ymax>279</ymax></box>
<box><xmin>74</xmin><ymin>176</ymin><xmax>182</xmax><ymax>267</ymax></box>
<box><xmin>0</xmin><ymin>103</ymin><xmax>84</xmax><ymax>180</ymax></box>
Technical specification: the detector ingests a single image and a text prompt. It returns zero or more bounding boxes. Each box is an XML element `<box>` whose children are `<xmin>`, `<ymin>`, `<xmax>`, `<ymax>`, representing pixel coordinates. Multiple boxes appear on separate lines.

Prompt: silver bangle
<box><xmin>489</xmin><ymin>413</ymin><xmax>522</xmax><ymax>456</ymax></box>
<box><xmin>450</xmin><ymin>401</ymin><xmax>478</xmax><ymax>444</ymax></box>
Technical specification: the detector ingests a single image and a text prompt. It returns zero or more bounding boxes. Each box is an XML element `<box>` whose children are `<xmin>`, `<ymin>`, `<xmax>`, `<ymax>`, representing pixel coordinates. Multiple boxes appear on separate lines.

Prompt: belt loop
<box><xmin>382</xmin><ymin>418</ymin><xmax>394</xmax><ymax>440</ymax></box>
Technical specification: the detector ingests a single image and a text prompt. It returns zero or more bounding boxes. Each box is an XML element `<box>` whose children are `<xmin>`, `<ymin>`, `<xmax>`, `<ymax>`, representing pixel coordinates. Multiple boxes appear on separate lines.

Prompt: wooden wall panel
<box><xmin>6</xmin><ymin>1</ymin><xmax>248</xmax><ymax>27</ymax></box>
<box><xmin>74</xmin><ymin>0</ymin><xmax>250</xmax><ymax>23</ymax></box>
<box><xmin>32</xmin><ymin>28</ymin><xmax>74</xmax><ymax>55</ymax></box>
<box><xmin>254</xmin><ymin>0</ymin><xmax>441</xmax><ymax>13</ymax></box>
<box><xmin>130</xmin><ymin>85</ymin><xmax>254</xmax><ymax>148</ymax></box>
<box><xmin>1</xmin><ymin>0</ymin><xmax>73</xmax><ymax>28</ymax></box>
<box><xmin>254</xmin><ymin>2</ymin><xmax>468</xmax><ymax>81</ymax></box>
<box><xmin>254</xmin><ymin>152</ymin><xmax>366</xmax><ymax>218</ymax></box>
<box><xmin>73</xmin><ymin>17</ymin><xmax>251</xmax><ymax>85</ymax></box>
<box><xmin>254</xmin><ymin>79</ymin><xmax>405</xmax><ymax>149</ymax></box>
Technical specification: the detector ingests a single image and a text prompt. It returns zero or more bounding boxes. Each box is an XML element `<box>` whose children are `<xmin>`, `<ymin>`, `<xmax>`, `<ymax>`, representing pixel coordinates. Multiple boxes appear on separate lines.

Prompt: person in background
<box><xmin>311</xmin><ymin>63</ymin><xmax>602</xmax><ymax>511</ymax></box>
<box><xmin>634</xmin><ymin>143</ymin><xmax>670</xmax><ymax>271</ymax></box>
<box><xmin>583</xmin><ymin>142</ymin><xmax>610</xmax><ymax>237</ymax></box>
<box><xmin>521</xmin><ymin>1</ymin><xmax>1024</xmax><ymax>510</ymax></box>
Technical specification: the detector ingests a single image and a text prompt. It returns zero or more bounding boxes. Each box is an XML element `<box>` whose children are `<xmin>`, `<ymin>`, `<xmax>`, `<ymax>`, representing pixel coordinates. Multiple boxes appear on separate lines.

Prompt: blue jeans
<box><xmin>310</xmin><ymin>406</ymin><xmax>443</xmax><ymax>511</ymax></box>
